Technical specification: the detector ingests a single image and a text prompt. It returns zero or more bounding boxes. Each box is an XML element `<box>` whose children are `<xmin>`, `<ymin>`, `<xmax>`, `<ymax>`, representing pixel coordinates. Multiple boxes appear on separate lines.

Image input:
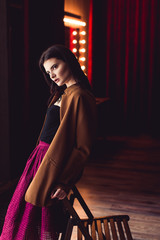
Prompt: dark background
<box><xmin>0</xmin><ymin>0</ymin><xmax>160</xmax><ymax>181</ymax></box>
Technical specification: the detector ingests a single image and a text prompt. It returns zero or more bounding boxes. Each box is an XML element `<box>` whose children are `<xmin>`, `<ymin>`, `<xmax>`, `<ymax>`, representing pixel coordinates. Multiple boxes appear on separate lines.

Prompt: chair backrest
<box><xmin>61</xmin><ymin>186</ymin><xmax>133</xmax><ymax>240</ymax></box>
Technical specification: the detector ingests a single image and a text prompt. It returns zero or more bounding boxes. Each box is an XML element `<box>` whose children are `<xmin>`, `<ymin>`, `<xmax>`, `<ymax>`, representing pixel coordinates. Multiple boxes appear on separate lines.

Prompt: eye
<box><xmin>52</xmin><ymin>64</ymin><xmax>58</xmax><ymax>70</ymax></box>
<box><xmin>46</xmin><ymin>64</ymin><xmax>58</xmax><ymax>75</ymax></box>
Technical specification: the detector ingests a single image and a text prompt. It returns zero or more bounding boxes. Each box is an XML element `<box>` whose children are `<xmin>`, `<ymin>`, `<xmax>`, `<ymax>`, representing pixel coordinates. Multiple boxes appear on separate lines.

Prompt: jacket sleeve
<box><xmin>56</xmin><ymin>93</ymin><xmax>97</xmax><ymax>189</ymax></box>
<box><xmin>25</xmin><ymin>91</ymin><xmax>96</xmax><ymax>207</ymax></box>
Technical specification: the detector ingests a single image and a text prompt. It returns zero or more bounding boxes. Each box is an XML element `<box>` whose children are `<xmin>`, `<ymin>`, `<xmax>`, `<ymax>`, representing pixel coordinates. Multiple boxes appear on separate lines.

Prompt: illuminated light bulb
<box><xmin>80</xmin><ymin>31</ymin><xmax>86</xmax><ymax>35</ymax></box>
<box><xmin>79</xmin><ymin>40</ymin><xmax>86</xmax><ymax>44</ymax></box>
<box><xmin>81</xmin><ymin>66</ymin><xmax>86</xmax><ymax>71</ymax></box>
<box><xmin>73</xmin><ymin>31</ymin><xmax>77</xmax><ymax>35</ymax></box>
<box><xmin>72</xmin><ymin>48</ymin><xmax>77</xmax><ymax>53</ymax></box>
<box><xmin>73</xmin><ymin>40</ymin><xmax>77</xmax><ymax>44</ymax></box>
<box><xmin>63</xmin><ymin>17</ymin><xmax>86</xmax><ymax>27</ymax></box>
<box><xmin>79</xmin><ymin>57</ymin><xmax>86</xmax><ymax>62</ymax></box>
<box><xmin>79</xmin><ymin>48</ymin><xmax>86</xmax><ymax>53</ymax></box>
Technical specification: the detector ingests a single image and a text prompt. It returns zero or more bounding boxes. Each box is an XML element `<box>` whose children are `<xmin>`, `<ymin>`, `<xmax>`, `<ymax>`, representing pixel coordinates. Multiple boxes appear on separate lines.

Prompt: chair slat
<box><xmin>91</xmin><ymin>220</ymin><xmax>97</xmax><ymax>239</ymax></box>
<box><xmin>110</xmin><ymin>219</ymin><xmax>118</xmax><ymax>240</ymax></box>
<box><xmin>103</xmin><ymin>219</ymin><xmax>111</xmax><ymax>240</ymax></box>
<box><xmin>123</xmin><ymin>219</ymin><xmax>133</xmax><ymax>240</ymax></box>
<box><xmin>84</xmin><ymin>221</ymin><xmax>89</xmax><ymax>236</ymax></box>
<box><xmin>97</xmin><ymin>219</ymin><xmax>104</xmax><ymax>239</ymax></box>
<box><xmin>78</xmin><ymin>226</ymin><xmax>83</xmax><ymax>240</ymax></box>
<box><xmin>116</xmin><ymin>219</ymin><xmax>125</xmax><ymax>240</ymax></box>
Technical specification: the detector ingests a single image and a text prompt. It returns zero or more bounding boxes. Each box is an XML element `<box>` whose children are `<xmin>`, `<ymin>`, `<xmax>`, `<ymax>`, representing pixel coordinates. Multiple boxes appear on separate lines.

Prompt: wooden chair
<box><xmin>61</xmin><ymin>185</ymin><xmax>133</xmax><ymax>240</ymax></box>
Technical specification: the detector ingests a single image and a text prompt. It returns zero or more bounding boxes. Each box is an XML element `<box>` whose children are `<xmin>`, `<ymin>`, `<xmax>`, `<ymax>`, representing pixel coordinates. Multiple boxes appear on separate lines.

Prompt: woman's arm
<box><xmin>56</xmin><ymin>93</ymin><xmax>97</xmax><ymax>189</ymax></box>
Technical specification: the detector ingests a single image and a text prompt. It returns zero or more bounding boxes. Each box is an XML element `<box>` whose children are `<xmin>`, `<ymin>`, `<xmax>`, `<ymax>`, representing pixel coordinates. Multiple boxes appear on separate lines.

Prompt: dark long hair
<box><xmin>39</xmin><ymin>44</ymin><xmax>92</xmax><ymax>104</ymax></box>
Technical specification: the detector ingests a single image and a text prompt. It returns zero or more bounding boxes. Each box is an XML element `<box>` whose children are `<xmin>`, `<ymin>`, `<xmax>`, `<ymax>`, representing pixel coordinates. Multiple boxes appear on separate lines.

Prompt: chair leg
<box><xmin>61</xmin><ymin>219</ymin><xmax>74</xmax><ymax>240</ymax></box>
<box><xmin>72</xmin><ymin>186</ymin><xmax>94</xmax><ymax>219</ymax></box>
<box><xmin>63</xmin><ymin>198</ymin><xmax>92</xmax><ymax>240</ymax></box>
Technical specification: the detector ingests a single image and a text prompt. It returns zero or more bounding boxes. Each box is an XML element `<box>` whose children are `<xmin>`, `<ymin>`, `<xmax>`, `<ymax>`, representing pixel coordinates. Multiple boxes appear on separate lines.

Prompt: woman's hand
<box><xmin>51</xmin><ymin>188</ymin><xmax>67</xmax><ymax>200</ymax></box>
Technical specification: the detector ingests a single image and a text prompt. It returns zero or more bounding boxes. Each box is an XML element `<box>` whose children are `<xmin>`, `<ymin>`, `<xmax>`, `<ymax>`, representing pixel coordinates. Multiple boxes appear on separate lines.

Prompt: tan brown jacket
<box><xmin>25</xmin><ymin>84</ymin><xmax>97</xmax><ymax>206</ymax></box>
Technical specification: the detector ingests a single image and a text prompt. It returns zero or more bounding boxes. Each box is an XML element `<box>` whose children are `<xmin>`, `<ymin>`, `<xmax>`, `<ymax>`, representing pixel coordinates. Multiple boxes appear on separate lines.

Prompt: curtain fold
<box><xmin>92</xmin><ymin>0</ymin><xmax>160</xmax><ymax>134</ymax></box>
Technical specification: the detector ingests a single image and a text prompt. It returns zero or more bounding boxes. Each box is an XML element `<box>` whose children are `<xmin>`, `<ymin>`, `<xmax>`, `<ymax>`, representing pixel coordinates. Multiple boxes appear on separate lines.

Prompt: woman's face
<box><xmin>43</xmin><ymin>58</ymin><xmax>76</xmax><ymax>87</ymax></box>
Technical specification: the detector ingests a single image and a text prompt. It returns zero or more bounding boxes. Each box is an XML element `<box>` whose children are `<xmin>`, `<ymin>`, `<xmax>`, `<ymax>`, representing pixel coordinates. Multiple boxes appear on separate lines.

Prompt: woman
<box><xmin>0</xmin><ymin>45</ymin><xmax>96</xmax><ymax>239</ymax></box>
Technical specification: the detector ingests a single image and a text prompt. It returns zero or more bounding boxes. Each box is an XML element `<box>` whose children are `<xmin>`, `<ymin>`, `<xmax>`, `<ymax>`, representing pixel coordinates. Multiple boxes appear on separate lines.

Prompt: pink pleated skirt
<box><xmin>0</xmin><ymin>141</ymin><xmax>68</xmax><ymax>240</ymax></box>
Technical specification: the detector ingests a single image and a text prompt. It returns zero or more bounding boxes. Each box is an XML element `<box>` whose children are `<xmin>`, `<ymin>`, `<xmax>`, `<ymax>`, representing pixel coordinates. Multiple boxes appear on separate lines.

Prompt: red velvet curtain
<box><xmin>92</xmin><ymin>0</ymin><xmax>160</xmax><ymax>135</ymax></box>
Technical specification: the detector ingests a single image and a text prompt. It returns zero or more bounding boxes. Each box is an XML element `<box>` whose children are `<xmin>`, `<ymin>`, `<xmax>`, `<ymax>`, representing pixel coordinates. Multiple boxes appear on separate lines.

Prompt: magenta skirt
<box><xmin>0</xmin><ymin>141</ymin><xmax>68</xmax><ymax>240</ymax></box>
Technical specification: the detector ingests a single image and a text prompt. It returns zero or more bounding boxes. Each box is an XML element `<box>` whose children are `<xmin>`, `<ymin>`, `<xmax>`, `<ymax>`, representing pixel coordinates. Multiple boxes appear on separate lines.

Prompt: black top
<box><xmin>40</xmin><ymin>104</ymin><xmax>60</xmax><ymax>144</ymax></box>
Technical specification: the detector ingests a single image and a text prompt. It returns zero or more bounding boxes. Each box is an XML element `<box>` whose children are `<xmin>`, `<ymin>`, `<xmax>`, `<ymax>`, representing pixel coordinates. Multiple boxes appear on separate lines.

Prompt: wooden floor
<box><xmin>0</xmin><ymin>135</ymin><xmax>160</xmax><ymax>239</ymax></box>
<box><xmin>71</xmin><ymin>135</ymin><xmax>160</xmax><ymax>240</ymax></box>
